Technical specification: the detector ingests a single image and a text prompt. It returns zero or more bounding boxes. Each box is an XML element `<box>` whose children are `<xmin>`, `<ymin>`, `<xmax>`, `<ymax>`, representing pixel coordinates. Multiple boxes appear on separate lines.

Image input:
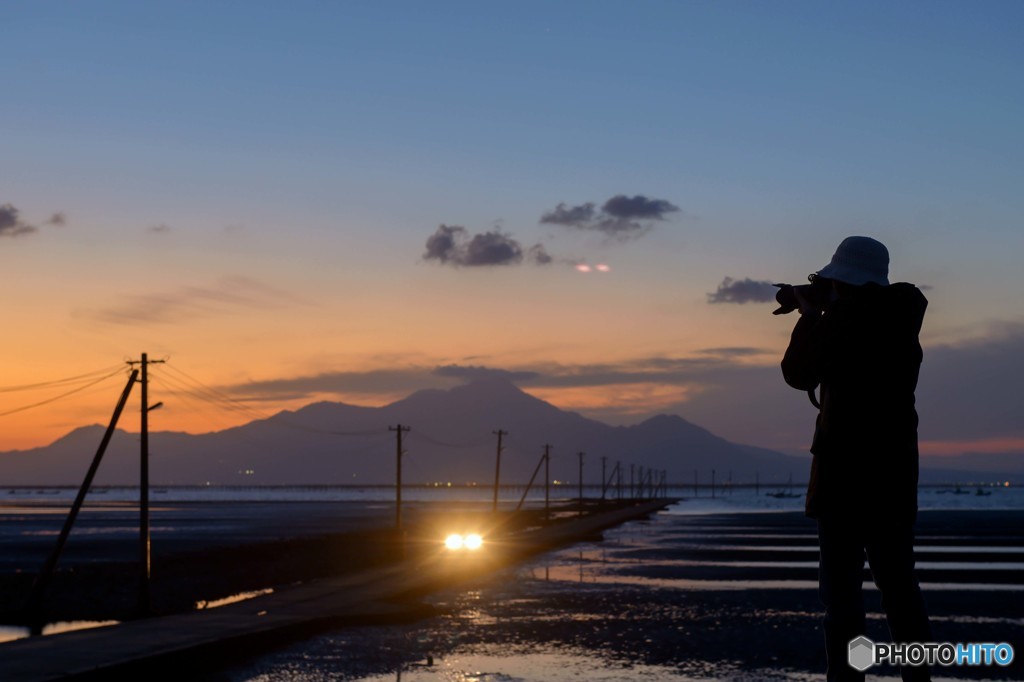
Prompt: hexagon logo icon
<box><xmin>848</xmin><ymin>636</ymin><xmax>875</xmax><ymax>672</ymax></box>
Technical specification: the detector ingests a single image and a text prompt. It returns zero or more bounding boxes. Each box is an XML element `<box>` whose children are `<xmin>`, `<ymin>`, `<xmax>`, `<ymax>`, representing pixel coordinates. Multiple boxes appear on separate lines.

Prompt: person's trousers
<box><xmin>818</xmin><ymin>515</ymin><xmax>933</xmax><ymax>682</ymax></box>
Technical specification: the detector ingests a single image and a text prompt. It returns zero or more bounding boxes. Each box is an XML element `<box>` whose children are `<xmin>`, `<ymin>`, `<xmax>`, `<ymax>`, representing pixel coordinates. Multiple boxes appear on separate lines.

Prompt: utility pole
<box><xmin>127</xmin><ymin>353</ymin><xmax>163</xmax><ymax>617</ymax></box>
<box><xmin>544</xmin><ymin>444</ymin><xmax>551</xmax><ymax>523</ymax></box>
<box><xmin>492</xmin><ymin>429</ymin><xmax>506</xmax><ymax>513</ymax></box>
<box><xmin>616</xmin><ymin>461</ymin><xmax>622</xmax><ymax>500</ymax></box>
<box><xmin>577</xmin><ymin>452</ymin><xmax>584</xmax><ymax>517</ymax></box>
<box><xmin>637</xmin><ymin>465</ymin><xmax>645</xmax><ymax>500</ymax></box>
<box><xmin>25</xmin><ymin>369</ymin><xmax>138</xmax><ymax>628</ymax></box>
<box><xmin>630</xmin><ymin>464</ymin><xmax>635</xmax><ymax>500</ymax></box>
<box><xmin>600</xmin><ymin>456</ymin><xmax>607</xmax><ymax>501</ymax></box>
<box><xmin>389</xmin><ymin>425</ymin><xmax>410</xmax><ymax>530</ymax></box>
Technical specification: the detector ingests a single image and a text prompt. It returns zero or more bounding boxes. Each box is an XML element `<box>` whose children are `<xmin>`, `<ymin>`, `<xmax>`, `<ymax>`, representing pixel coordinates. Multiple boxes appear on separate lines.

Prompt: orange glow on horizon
<box><xmin>524</xmin><ymin>383</ymin><xmax>695</xmax><ymax>416</ymax></box>
<box><xmin>919</xmin><ymin>437</ymin><xmax>1024</xmax><ymax>457</ymax></box>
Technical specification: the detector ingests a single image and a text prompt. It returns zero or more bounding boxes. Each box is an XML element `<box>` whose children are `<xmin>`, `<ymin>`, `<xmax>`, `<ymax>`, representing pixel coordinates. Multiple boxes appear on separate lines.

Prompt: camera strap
<box><xmin>807</xmin><ymin>388</ymin><xmax>821</xmax><ymax>410</ymax></box>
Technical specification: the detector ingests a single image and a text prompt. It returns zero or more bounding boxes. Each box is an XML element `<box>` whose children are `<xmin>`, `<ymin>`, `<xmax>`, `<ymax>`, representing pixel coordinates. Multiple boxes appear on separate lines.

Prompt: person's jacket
<box><xmin>781</xmin><ymin>282</ymin><xmax>927</xmax><ymax>522</ymax></box>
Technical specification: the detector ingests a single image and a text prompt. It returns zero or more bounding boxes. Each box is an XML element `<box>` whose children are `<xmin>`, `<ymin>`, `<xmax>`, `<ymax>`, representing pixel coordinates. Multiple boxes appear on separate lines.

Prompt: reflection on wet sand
<box><xmin>226</xmin><ymin>509</ymin><xmax>1024</xmax><ymax>681</ymax></box>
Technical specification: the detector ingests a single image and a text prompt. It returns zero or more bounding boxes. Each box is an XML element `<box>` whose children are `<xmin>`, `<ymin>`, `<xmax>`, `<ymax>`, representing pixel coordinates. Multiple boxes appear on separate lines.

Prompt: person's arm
<box><xmin>782</xmin><ymin>310</ymin><xmax>823</xmax><ymax>391</ymax></box>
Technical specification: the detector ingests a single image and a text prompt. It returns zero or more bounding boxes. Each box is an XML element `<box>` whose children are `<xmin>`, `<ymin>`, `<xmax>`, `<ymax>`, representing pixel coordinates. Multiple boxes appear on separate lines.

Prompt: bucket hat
<box><xmin>817</xmin><ymin>236</ymin><xmax>889</xmax><ymax>286</ymax></box>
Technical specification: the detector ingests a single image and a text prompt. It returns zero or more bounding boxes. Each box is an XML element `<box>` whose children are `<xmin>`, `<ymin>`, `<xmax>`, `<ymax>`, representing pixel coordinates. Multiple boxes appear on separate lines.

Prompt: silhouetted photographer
<box><xmin>780</xmin><ymin>236</ymin><xmax>932</xmax><ymax>682</ymax></box>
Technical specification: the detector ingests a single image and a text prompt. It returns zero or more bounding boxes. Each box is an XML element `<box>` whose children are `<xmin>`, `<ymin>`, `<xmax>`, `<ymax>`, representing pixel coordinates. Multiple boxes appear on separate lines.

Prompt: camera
<box><xmin>772</xmin><ymin>274</ymin><xmax>833</xmax><ymax>315</ymax></box>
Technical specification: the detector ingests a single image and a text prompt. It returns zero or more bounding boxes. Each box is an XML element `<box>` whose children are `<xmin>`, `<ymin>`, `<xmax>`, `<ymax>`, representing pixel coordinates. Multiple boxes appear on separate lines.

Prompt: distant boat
<box><xmin>767</xmin><ymin>490</ymin><xmax>801</xmax><ymax>499</ymax></box>
<box><xmin>767</xmin><ymin>474</ymin><xmax>802</xmax><ymax>499</ymax></box>
<box><xmin>976</xmin><ymin>487</ymin><xmax>992</xmax><ymax>497</ymax></box>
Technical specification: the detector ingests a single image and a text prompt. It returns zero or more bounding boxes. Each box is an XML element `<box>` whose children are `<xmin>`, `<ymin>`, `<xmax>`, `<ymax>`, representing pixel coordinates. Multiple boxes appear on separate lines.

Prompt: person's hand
<box><xmin>793</xmin><ymin>287</ymin><xmax>822</xmax><ymax>316</ymax></box>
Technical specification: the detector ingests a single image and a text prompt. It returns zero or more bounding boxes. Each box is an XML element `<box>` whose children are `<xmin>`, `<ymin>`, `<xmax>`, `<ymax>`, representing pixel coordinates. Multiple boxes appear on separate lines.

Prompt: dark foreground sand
<box><xmin>221</xmin><ymin>509</ymin><xmax>1023</xmax><ymax>681</ymax></box>
<box><xmin>2</xmin><ymin>505</ymin><xmax>1021</xmax><ymax>680</ymax></box>
<box><xmin>220</xmin><ymin>507</ymin><xmax>1019</xmax><ymax>675</ymax></box>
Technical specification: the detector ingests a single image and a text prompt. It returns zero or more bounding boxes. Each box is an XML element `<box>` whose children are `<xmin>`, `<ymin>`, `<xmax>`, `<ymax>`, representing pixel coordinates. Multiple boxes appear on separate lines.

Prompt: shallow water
<box><xmin>226</xmin><ymin>508</ymin><xmax>1024</xmax><ymax>681</ymax></box>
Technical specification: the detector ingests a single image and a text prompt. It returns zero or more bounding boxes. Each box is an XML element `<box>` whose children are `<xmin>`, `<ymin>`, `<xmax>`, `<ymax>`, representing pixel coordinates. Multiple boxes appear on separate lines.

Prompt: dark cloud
<box><xmin>433</xmin><ymin>365</ymin><xmax>540</xmax><ymax>382</ymax></box>
<box><xmin>424</xmin><ymin>225</ymin><xmax>464</xmax><ymax>264</ymax></box>
<box><xmin>539</xmin><ymin>202</ymin><xmax>597</xmax><ymax>227</ymax></box>
<box><xmin>0</xmin><ymin>203</ymin><xmax>39</xmax><ymax>237</ymax></box>
<box><xmin>707</xmin><ymin>277</ymin><xmax>778</xmax><ymax>304</ymax></box>
<box><xmin>527</xmin><ymin>244</ymin><xmax>553</xmax><ymax>265</ymax></box>
<box><xmin>423</xmin><ymin>224</ymin><xmax>551</xmax><ymax>267</ymax></box>
<box><xmin>594</xmin><ymin>217</ymin><xmax>650</xmax><ymax>239</ymax></box>
<box><xmin>226</xmin><ymin>368</ymin><xmax>441</xmax><ymax>402</ymax></box>
<box><xmin>539</xmin><ymin>194</ymin><xmax>679</xmax><ymax>241</ymax></box>
<box><xmin>465</xmin><ymin>230</ymin><xmax>523</xmax><ymax>266</ymax></box>
<box><xmin>148</xmin><ymin>224</ymin><xmax>172</xmax><ymax>235</ymax></box>
<box><xmin>601</xmin><ymin>195</ymin><xmax>679</xmax><ymax>220</ymax></box>
<box><xmin>0</xmin><ymin>203</ymin><xmax>68</xmax><ymax>237</ymax></box>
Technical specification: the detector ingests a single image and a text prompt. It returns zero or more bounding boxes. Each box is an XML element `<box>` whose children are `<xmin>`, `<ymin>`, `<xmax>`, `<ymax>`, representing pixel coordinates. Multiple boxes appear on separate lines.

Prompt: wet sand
<box><xmin>0</xmin><ymin>499</ymin><xmax>561</xmax><ymax>624</ymax></box>
<box><xmin>2</xmin><ymin>502</ymin><xmax>1021</xmax><ymax>680</ymax></box>
<box><xmin>223</xmin><ymin>508</ymin><xmax>1024</xmax><ymax>681</ymax></box>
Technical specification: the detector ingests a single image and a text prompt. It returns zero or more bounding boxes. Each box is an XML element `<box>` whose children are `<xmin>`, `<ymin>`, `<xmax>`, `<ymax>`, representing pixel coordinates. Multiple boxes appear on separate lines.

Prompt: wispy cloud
<box><xmin>147</xmin><ymin>223</ymin><xmax>172</xmax><ymax>235</ymax></box>
<box><xmin>434</xmin><ymin>365</ymin><xmax>540</xmax><ymax>382</ymax></box>
<box><xmin>83</xmin><ymin>276</ymin><xmax>306</xmax><ymax>325</ymax></box>
<box><xmin>540</xmin><ymin>194</ymin><xmax>680</xmax><ymax>241</ymax></box>
<box><xmin>423</xmin><ymin>225</ymin><xmax>552</xmax><ymax>267</ymax></box>
<box><xmin>214</xmin><ymin>322</ymin><xmax>1024</xmax><ymax>457</ymax></box>
<box><xmin>224</xmin><ymin>355</ymin><xmax>754</xmax><ymax>403</ymax></box>
<box><xmin>707</xmin><ymin>277</ymin><xmax>777</xmax><ymax>304</ymax></box>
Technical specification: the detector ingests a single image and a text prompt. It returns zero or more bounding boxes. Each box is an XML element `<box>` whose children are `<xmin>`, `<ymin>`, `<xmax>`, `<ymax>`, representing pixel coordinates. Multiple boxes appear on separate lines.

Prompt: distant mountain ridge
<box><xmin>0</xmin><ymin>379</ymin><xmax>1013</xmax><ymax>485</ymax></box>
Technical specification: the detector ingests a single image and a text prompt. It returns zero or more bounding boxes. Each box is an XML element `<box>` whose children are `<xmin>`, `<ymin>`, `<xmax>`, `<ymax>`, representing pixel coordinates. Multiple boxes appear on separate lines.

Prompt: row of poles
<box><xmin>24</xmin><ymin>355</ymin><xmax>676</xmax><ymax>625</ymax></box>
<box><xmin>390</xmin><ymin>425</ymin><xmax>670</xmax><ymax>530</ymax></box>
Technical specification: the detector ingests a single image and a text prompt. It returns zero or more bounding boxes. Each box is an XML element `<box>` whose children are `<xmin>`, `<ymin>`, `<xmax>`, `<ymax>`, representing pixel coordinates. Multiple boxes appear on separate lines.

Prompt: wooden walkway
<box><xmin>0</xmin><ymin>500</ymin><xmax>673</xmax><ymax>681</ymax></box>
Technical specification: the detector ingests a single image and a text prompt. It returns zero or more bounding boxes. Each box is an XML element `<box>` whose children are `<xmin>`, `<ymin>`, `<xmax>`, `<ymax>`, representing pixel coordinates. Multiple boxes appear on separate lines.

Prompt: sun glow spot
<box><xmin>445</xmin><ymin>533</ymin><xmax>464</xmax><ymax>550</ymax></box>
<box><xmin>575</xmin><ymin>264</ymin><xmax>592</xmax><ymax>273</ymax></box>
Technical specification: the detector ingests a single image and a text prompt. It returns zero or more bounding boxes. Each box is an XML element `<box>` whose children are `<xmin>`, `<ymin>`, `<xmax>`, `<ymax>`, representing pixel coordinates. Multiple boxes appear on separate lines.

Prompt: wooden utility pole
<box><xmin>129</xmin><ymin>353</ymin><xmax>163</xmax><ymax>617</ymax></box>
<box><xmin>600</xmin><ymin>456</ymin><xmax>607</xmax><ymax>501</ymax></box>
<box><xmin>544</xmin><ymin>444</ymin><xmax>551</xmax><ymax>522</ymax></box>
<box><xmin>577</xmin><ymin>452</ymin><xmax>584</xmax><ymax>517</ymax></box>
<box><xmin>24</xmin><ymin>370</ymin><xmax>138</xmax><ymax>627</ymax></box>
<box><xmin>389</xmin><ymin>425</ymin><xmax>410</xmax><ymax>529</ymax></box>
<box><xmin>492</xmin><ymin>429</ymin><xmax>506</xmax><ymax>513</ymax></box>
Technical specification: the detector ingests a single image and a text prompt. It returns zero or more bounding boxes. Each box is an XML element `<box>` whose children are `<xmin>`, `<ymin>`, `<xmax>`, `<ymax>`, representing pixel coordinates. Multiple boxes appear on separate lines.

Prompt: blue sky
<box><xmin>2</xmin><ymin>1</ymin><xmax>1023</xmax><ymax>460</ymax></box>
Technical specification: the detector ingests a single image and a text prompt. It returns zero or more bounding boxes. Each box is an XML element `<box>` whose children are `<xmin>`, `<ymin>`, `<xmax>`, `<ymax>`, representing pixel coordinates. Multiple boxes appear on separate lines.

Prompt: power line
<box><xmin>156</xmin><ymin>363</ymin><xmax>387</xmax><ymax>437</ymax></box>
<box><xmin>0</xmin><ymin>364</ymin><xmax>125</xmax><ymax>393</ymax></box>
<box><xmin>407</xmin><ymin>430</ymin><xmax>492</xmax><ymax>450</ymax></box>
<box><xmin>0</xmin><ymin>368</ymin><xmax>127</xmax><ymax>418</ymax></box>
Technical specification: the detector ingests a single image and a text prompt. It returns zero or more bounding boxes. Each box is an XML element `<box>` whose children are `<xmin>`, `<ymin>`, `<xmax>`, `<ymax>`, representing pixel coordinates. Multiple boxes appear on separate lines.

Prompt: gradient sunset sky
<box><xmin>3</xmin><ymin>2</ymin><xmax>1022</xmax><ymax>464</ymax></box>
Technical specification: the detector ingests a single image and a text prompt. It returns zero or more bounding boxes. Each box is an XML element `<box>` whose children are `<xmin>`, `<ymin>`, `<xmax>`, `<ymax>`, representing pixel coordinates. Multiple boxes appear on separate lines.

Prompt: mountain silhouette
<box><xmin>0</xmin><ymin>379</ymin><xmax>807</xmax><ymax>485</ymax></box>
